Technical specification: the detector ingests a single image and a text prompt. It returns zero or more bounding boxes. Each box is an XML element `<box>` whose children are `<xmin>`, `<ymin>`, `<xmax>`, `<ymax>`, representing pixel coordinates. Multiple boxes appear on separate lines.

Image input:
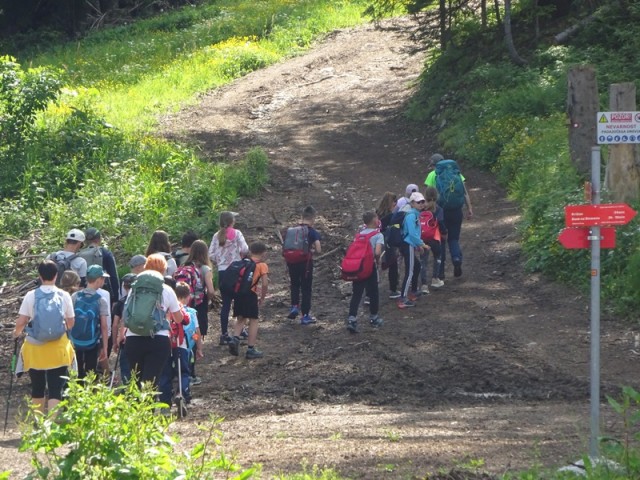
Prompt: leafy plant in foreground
<box><xmin>19</xmin><ymin>373</ymin><xmax>255</xmax><ymax>479</ymax></box>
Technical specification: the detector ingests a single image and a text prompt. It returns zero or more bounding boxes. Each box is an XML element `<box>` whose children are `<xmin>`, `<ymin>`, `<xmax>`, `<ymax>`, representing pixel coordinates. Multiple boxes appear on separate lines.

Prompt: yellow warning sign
<box><xmin>599</xmin><ymin>114</ymin><xmax>608</xmax><ymax>123</ymax></box>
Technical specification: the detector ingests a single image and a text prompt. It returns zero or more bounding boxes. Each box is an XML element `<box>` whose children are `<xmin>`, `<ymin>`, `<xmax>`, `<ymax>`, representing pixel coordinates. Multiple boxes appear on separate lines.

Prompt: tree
<box><xmin>503</xmin><ymin>0</ymin><xmax>527</xmax><ymax>65</ymax></box>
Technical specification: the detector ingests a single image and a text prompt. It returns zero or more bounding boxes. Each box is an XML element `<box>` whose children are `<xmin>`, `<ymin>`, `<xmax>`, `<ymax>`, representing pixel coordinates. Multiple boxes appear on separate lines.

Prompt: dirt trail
<box><xmin>2</xmin><ymin>16</ymin><xmax>639</xmax><ymax>479</ymax></box>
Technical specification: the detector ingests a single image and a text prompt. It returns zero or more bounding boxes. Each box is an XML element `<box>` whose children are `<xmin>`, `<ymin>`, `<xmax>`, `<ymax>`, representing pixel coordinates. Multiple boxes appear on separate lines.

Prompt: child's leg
<box><xmin>158</xmin><ymin>351</ymin><xmax>174</xmax><ymax>405</ymax></box>
<box><xmin>365</xmin><ymin>269</ymin><xmax>380</xmax><ymax>317</ymax></box>
<box><xmin>247</xmin><ymin>318</ymin><xmax>259</xmax><ymax>346</ymax></box>
<box><xmin>233</xmin><ymin>316</ymin><xmax>247</xmax><ymax>337</ymax></box>
<box><xmin>429</xmin><ymin>240</ymin><xmax>442</xmax><ymax>279</ymax></box>
<box><xmin>419</xmin><ymin>249</ymin><xmax>429</xmax><ymax>285</ymax></box>
<box><xmin>349</xmin><ymin>280</ymin><xmax>366</xmax><ymax>318</ymax></box>
<box><xmin>288</xmin><ymin>263</ymin><xmax>302</xmax><ymax>307</ymax></box>
<box><xmin>300</xmin><ymin>261</ymin><xmax>314</xmax><ymax>315</ymax></box>
<box><xmin>177</xmin><ymin>348</ymin><xmax>191</xmax><ymax>401</ymax></box>
<box><xmin>400</xmin><ymin>243</ymin><xmax>414</xmax><ymax>298</ymax></box>
<box><xmin>388</xmin><ymin>248</ymin><xmax>399</xmax><ymax>292</ymax></box>
<box><xmin>411</xmin><ymin>256</ymin><xmax>421</xmax><ymax>292</ymax></box>
<box><xmin>119</xmin><ymin>346</ymin><xmax>131</xmax><ymax>384</ymax></box>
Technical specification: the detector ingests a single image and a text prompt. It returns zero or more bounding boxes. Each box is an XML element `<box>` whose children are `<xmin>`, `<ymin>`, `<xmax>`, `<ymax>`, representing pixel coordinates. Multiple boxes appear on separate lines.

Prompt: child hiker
<box><xmin>229</xmin><ymin>241</ymin><xmax>269</xmax><ymax>359</ymax></box>
<box><xmin>419</xmin><ymin>186</ymin><xmax>447</xmax><ymax>291</ymax></box>
<box><xmin>346</xmin><ymin>211</ymin><xmax>384</xmax><ymax>333</ymax></box>
<box><xmin>376</xmin><ymin>191</ymin><xmax>400</xmax><ymax>298</ymax></box>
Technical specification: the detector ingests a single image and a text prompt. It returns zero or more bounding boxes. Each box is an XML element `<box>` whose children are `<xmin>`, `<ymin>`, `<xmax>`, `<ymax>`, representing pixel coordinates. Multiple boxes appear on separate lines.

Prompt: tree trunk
<box><xmin>481</xmin><ymin>0</ymin><xmax>487</xmax><ymax>27</ymax></box>
<box><xmin>567</xmin><ymin>66</ymin><xmax>598</xmax><ymax>177</ymax></box>
<box><xmin>494</xmin><ymin>0</ymin><xmax>501</xmax><ymax>24</ymax></box>
<box><xmin>503</xmin><ymin>0</ymin><xmax>527</xmax><ymax>66</ymax></box>
<box><xmin>440</xmin><ymin>0</ymin><xmax>447</xmax><ymax>50</ymax></box>
<box><xmin>604</xmin><ymin>83</ymin><xmax>640</xmax><ymax>203</ymax></box>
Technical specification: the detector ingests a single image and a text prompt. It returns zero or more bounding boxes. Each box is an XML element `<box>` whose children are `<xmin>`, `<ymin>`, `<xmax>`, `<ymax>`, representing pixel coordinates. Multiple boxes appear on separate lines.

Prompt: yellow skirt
<box><xmin>21</xmin><ymin>335</ymin><xmax>75</xmax><ymax>371</ymax></box>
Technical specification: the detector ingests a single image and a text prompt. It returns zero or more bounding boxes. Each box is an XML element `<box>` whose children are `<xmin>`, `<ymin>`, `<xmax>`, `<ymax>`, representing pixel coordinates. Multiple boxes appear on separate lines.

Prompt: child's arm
<box><xmin>195</xmin><ymin>327</ymin><xmax>204</xmax><ymax>358</ymax></box>
<box><xmin>258</xmin><ymin>274</ymin><xmax>269</xmax><ymax>306</ymax></box>
<box><xmin>112</xmin><ymin>315</ymin><xmax>121</xmax><ymax>352</ymax></box>
<box><xmin>204</xmin><ymin>269</ymin><xmax>216</xmax><ymax>300</ymax></box>
<box><xmin>312</xmin><ymin>239</ymin><xmax>321</xmax><ymax>255</ymax></box>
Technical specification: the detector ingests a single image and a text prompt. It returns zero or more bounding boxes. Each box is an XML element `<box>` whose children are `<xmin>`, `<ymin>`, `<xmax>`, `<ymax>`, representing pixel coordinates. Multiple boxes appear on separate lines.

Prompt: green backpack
<box><xmin>124</xmin><ymin>271</ymin><xmax>168</xmax><ymax>336</ymax></box>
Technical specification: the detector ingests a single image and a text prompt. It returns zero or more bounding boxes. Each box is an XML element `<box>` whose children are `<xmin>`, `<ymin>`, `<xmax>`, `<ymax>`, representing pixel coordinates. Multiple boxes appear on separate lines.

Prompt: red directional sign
<box><xmin>559</xmin><ymin>227</ymin><xmax>616</xmax><ymax>249</ymax></box>
<box><xmin>565</xmin><ymin>203</ymin><xmax>636</xmax><ymax>227</ymax></box>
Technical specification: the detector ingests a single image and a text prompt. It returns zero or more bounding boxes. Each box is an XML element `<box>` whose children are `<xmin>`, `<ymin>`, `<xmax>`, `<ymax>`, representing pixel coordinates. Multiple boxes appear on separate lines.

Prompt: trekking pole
<box><xmin>109</xmin><ymin>347</ymin><xmax>121</xmax><ymax>389</ymax></box>
<box><xmin>3</xmin><ymin>338</ymin><xmax>19</xmax><ymax>435</ymax></box>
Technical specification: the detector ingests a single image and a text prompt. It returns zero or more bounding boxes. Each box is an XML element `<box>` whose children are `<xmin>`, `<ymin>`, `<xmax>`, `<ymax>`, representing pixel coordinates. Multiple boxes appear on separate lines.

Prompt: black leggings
<box><xmin>125</xmin><ymin>335</ymin><xmax>171</xmax><ymax>388</ymax></box>
<box><xmin>29</xmin><ymin>367</ymin><xmax>68</xmax><ymax>400</ymax></box>
<box><xmin>76</xmin><ymin>347</ymin><xmax>99</xmax><ymax>379</ymax></box>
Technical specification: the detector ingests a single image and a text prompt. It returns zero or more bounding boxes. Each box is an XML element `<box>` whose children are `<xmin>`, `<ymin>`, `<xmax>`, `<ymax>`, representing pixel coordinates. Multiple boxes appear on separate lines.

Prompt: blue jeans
<box><xmin>439</xmin><ymin>207</ymin><xmax>463</xmax><ymax>278</ymax></box>
<box><xmin>420</xmin><ymin>239</ymin><xmax>442</xmax><ymax>284</ymax></box>
<box><xmin>158</xmin><ymin>347</ymin><xmax>191</xmax><ymax>405</ymax></box>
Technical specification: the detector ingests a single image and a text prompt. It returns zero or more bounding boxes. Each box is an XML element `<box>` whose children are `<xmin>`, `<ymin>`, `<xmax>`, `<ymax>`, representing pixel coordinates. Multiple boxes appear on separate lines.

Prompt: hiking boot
<box><xmin>287</xmin><ymin>305</ymin><xmax>300</xmax><ymax>319</ymax></box>
<box><xmin>228</xmin><ymin>336</ymin><xmax>240</xmax><ymax>356</ymax></box>
<box><xmin>189</xmin><ymin>376</ymin><xmax>202</xmax><ymax>386</ymax></box>
<box><xmin>453</xmin><ymin>261</ymin><xmax>463</xmax><ymax>278</ymax></box>
<box><xmin>246</xmin><ymin>347</ymin><xmax>264</xmax><ymax>359</ymax></box>
<box><xmin>219</xmin><ymin>334</ymin><xmax>232</xmax><ymax>345</ymax></box>
<box><xmin>431</xmin><ymin>278</ymin><xmax>445</xmax><ymax>288</ymax></box>
<box><xmin>421</xmin><ymin>284</ymin><xmax>430</xmax><ymax>294</ymax></box>
<box><xmin>347</xmin><ymin>318</ymin><xmax>359</xmax><ymax>333</ymax></box>
<box><xmin>239</xmin><ymin>327</ymin><xmax>249</xmax><ymax>340</ymax></box>
<box><xmin>397</xmin><ymin>299</ymin><xmax>416</xmax><ymax>309</ymax></box>
<box><xmin>370</xmin><ymin>316</ymin><xmax>384</xmax><ymax>328</ymax></box>
<box><xmin>388</xmin><ymin>291</ymin><xmax>401</xmax><ymax>299</ymax></box>
<box><xmin>301</xmin><ymin>314</ymin><xmax>317</xmax><ymax>325</ymax></box>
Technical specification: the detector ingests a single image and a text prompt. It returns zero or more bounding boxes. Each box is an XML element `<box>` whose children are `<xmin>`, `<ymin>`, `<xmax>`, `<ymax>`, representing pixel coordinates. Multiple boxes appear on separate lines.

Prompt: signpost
<box><xmin>558</xmin><ymin>119</ymin><xmax>638</xmax><ymax>458</ymax></box>
<box><xmin>558</xmin><ymin>227</ymin><xmax>616</xmax><ymax>249</ymax></box>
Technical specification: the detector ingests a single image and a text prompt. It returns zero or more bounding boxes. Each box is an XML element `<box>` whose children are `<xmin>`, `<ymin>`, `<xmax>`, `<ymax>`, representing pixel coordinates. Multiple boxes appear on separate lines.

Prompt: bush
<box><xmin>19</xmin><ymin>374</ymin><xmax>256</xmax><ymax>479</ymax></box>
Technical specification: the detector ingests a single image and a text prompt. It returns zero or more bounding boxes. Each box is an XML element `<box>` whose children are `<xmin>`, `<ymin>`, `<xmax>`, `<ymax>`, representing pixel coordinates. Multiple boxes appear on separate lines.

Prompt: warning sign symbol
<box><xmin>599</xmin><ymin>114</ymin><xmax>608</xmax><ymax>123</ymax></box>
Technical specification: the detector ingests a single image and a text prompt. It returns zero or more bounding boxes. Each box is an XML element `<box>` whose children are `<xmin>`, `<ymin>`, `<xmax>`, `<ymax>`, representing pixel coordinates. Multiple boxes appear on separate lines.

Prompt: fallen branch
<box><xmin>315</xmin><ymin>246</ymin><xmax>341</xmax><ymax>261</ymax></box>
<box><xmin>554</xmin><ymin>13</ymin><xmax>598</xmax><ymax>44</ymax></box>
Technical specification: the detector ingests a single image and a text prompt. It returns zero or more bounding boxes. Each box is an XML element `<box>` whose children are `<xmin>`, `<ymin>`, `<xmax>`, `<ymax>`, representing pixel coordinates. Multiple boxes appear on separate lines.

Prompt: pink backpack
<box><xmin>419</xmin><ymin>210</ymin><xmax>438</xmax><ymax>242</ymax></box>
<box><xmin>341</xmin><ymin>231</ymin><xmax>378</xmax><ymax>282</ymax></box>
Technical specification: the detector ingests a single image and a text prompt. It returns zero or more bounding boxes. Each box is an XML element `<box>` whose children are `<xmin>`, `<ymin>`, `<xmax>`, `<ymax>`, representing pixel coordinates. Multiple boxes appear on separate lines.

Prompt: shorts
<box><xmin>233</xmin><ymin>291</ymin><xmax>259</xmax><ymax>319</ymax></box>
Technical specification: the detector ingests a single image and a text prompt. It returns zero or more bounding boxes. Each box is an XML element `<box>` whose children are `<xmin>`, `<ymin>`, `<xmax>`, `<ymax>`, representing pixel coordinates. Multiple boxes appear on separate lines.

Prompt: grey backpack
<box><xmin>26</xmin><ymin>288</ymin><xmax>67</xmax><ymax>342</ymax></box>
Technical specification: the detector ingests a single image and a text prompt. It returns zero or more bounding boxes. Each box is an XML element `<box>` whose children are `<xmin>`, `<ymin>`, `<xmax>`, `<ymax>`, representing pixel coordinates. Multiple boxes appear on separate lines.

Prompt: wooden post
<box><xmin>604</xmin><ymin>83</ymin><xmax>640</xmax><ymax>203</ymax></box>
<box><xmin>567</xmin><ymin>66</ymin><xmax>598</xmax><ymax>176</ymax></box>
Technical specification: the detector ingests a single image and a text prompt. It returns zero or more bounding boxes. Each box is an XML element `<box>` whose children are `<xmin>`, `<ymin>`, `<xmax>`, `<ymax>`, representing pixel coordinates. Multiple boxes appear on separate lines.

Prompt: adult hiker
<box><xmin>13</xmin><ymin>260</ymin><xmax>75</xmax><ymax>415</ymax></box>
<box><xmin>78</xmin><ymin>227</ymin><xmax>120</xmax><ymax>302</ymax></box>
<box><xmin>48</xmin><ymin>228</ymin><xmax>88</xmax><ymax>287</ymax></box>
<box><xmin>424</xmin><ymin>153</ymin><xmax>473</xmax><ymax>279</ymax></box>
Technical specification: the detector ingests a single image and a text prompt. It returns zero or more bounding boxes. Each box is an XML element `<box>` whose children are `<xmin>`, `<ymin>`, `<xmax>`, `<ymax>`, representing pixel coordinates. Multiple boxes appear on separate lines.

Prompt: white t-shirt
<box><xmin>125</xmin><ymin>274</ymin><xmax>180</xmax><ymax>338</ymax></box>
<box><xmin>19</xmin><ymin>285</ymin><xmax>75</xmax><ymax>319</ymax></box>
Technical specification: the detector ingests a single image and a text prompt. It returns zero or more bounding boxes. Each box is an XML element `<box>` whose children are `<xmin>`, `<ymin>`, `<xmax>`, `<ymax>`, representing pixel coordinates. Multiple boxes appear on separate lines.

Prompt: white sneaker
<box><xmin>421</xmin><ymin>284</ymin><xmax>430</xmax><ymax>294</ymax></box>
<box><xmin>431</xmin><ymin>279</ymin><xmax>445</xmax><ymax>288</ymax></box>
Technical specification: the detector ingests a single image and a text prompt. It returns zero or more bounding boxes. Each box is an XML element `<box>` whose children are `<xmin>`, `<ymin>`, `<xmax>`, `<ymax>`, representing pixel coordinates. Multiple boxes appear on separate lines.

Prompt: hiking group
<box><xmin>10</xmin><ymin>153</ymin><xmax>471</xmax><ymax>417</ymax></box>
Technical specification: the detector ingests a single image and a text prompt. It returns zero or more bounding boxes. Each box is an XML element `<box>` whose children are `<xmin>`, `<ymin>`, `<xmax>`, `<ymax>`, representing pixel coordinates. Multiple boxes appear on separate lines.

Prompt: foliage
<box><xmin>0</xmin><ymin>56</ymin><xmax>62</xmax><ymax>197</ymax></box>
<box><xmin>604</xmin><ymin>386</ymin><xmax>640</xmax><ymax>477</ymax></box>
<box><xmin>19</xmin><ymin>374</ymin><xmax>256</xmax><ymax>479</ymax></box>
<box><xmin>408</xmin><ymin>0</ymin><xmax>640</xmax><ymax>318</ymax></box>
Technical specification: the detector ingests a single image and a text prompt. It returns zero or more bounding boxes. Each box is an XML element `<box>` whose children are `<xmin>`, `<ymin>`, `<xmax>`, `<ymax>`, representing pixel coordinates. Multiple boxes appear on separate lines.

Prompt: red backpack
<box><xmin>340</xmin><ymin>231</ymin><xmax>378</xmax><ymax>282</ymax></box>
<box><xmin>419</xmin><ymin>210</ymin><xmax>438</xmax><ymax>242</ymax></box>
<box><xmin>173</xmin><ymin>262</ymin><xmax>205</xmax><ymax>307</ymax></box>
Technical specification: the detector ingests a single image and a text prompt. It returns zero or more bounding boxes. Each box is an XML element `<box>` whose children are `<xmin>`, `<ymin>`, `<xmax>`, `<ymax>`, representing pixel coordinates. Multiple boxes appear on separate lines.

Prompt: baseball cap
<box><xmin>87</xmin><ymin>264</ymin><xmax>110</xmax><ymax>280</ymax></box>
<box><xmin>409</xmin><ymin>192</ymin><xmax>425</xmax><ymax>203</ymax></box>
<box><xmin>129</xmin><ymin>254</ymin><xmax>147</xmax><ymax>268</ymax></box>
<box><xmin>85</xmin><ymin>227</ymin><xmax>101</xmax><ymax>241</ymax></box>
<box><xmin>66</xmin><ymin>228</ymin><xmax>86</xmax><ymax>242</ymax></box>
<box><xmin>405</xmin><ymin>184</ymin><xmax>419</xmax><ymax>196</ymax></box>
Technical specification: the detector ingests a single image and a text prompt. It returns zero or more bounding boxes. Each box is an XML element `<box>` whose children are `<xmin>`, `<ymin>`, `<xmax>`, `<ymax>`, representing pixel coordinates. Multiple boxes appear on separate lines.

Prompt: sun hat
<box><xmin>409</xmin><ymin>192</ymin><xmax>425</xmax><ymax>203</ymax></box>
<box><xmin>129</xmin><ymin>254</ymin><xmax>147</xmax><ymax>268</ymax></box>
<box><xmin>66</xmin><ymin>228</ymin><xmax>86</xmax><ymax>242</ymax></box>
<box><xmin>405</xmin><ymin>184</ymin><xmax>419</xmax><ymax>196</ymax></box>
<box><xmin>87</xmin><ymin>264</ymin><xmax>110</xmax><ymax>280</ymax></box>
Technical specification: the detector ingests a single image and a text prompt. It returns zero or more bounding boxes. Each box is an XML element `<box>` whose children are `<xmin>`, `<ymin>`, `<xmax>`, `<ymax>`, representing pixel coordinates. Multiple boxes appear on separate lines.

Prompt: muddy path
<box><xmin>2</xmin><ymin>16</ymin><xmax>639</xmax><ymax>480</ymax></box>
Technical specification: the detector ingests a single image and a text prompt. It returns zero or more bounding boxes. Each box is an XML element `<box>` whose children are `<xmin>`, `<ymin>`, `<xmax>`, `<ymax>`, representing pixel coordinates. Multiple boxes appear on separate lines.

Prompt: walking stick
<box><xmin>4</xmin><ymin>338</ymin><xmax>19</xmax><ymax>435</ymax></box>
<box><xmin>109</xmin><ymin>347</ymin><xmax>121</xmax><ymax>389</ymax></box>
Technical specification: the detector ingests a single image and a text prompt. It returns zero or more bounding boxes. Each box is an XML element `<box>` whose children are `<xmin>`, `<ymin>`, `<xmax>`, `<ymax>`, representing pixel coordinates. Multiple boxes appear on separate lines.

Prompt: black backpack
<box><xmin>47</xmin><ymin>252</ymin><xmax>79</xmax><ymax>287</ymax></box>
<box><xmin>384</xmin><ymin>210</ymin><xmax>406</xmax><ymax>248</ymax></box>
<box><xmin>219</xmin><ymin>259</ymin><xmax>257</xmax><ymax>298</ymax></box>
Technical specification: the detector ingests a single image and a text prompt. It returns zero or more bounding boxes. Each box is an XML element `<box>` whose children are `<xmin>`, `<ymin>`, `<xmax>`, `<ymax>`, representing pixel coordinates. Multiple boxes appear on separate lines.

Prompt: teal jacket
<box><xmin>401</xmin><ymin>207</ymin><xmax>425</xmax><ymax>248</ymax></box>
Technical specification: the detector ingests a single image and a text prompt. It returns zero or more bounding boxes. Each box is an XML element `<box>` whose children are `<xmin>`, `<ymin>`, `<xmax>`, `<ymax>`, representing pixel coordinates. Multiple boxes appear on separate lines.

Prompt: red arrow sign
<box><xmin>558</xmin><ymin>227</ymin><xmax>616</xmax><ymax>249</ymax></box>
<box><xmin>565</xmin><ymin>203</ymin><xmax>636</xmax><ymax>227</ymax></box>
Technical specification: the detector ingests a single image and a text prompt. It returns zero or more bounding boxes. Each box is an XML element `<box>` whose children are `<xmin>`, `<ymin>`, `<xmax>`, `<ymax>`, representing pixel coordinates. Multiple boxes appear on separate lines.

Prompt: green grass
<box><xmin>22</xmin><ymin>0</ymin><xmax>368</xmax><ymax>132</ymax></box>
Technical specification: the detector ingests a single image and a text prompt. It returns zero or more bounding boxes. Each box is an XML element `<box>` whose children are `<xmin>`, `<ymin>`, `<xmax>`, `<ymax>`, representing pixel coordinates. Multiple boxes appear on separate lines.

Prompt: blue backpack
<box><xmin>71</xmin><ymin>290</ymin><xmax>102</xmax><ymax>351</ymax></box>
<box><xmin>183</xmin><ymin>306</ymin><xmax>198</xmax><ymax>350</ymax></box>
<box><xmin>435</xmin><ymin>159</ymin><xmax>465</xmax><ymax>210</ymax></box>
<box><xmin>26</xmin><ymin>288</ymin><xmax>67</xmax><ymax>342</ymax></box>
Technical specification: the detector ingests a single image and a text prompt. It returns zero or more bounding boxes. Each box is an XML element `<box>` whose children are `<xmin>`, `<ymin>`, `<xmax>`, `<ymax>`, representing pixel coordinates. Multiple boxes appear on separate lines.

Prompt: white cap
<box><xmin>66</xmin><ymin>228</ymin><xmax>86</xmax><ymax>242</ymax></box>
<box><xmin>409</xmin><ymin>192</ymin><xmax>425</xmax><ymax>203</ymax></box>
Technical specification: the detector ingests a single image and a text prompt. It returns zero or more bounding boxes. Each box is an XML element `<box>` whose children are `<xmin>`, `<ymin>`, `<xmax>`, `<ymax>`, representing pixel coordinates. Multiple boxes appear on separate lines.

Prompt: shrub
<box><xmin>19</xmin><ymin>374</ymin><xmax>256</xmax><ymax>479</ymax></box>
